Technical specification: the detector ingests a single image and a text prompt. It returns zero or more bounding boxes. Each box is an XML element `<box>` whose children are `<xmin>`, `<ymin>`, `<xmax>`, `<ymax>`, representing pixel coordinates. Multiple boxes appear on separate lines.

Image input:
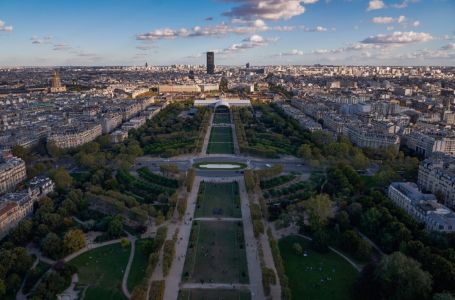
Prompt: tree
<box><xmin>49</xmin><ymin>168</ymin><xmax>73</xmax><ymax>190</ymax></box>
<box><xmin>46</xmin><ymin>141</ymin><xmax>61</xmax><ymax>158</ymax></box>
<box><xmin>433</xmin><ymin>293</ymin><xmax>455</xmax><ymax>300</ymax></box>
<box><xmin>12</xmin><ymin>145</ymin><xmax>30</xmax><ymax>161</ymax></box>
<box><xmin>160</xmin><ymin>164</ymin><xmax>179</xmax><ymax>177</ymax></box>
<box><xmin>312</xmin><ymin>229</ymin><xmax>330</xmax><ymax>253</ymax></box>
<box><xmin>63</xmin><ymin>229</ymin><xmax>86</xmax><ymax>254</ymax></box>
<box><xmin>357</xmin><ymin>252</ymin><xmax>432</xmax><ymax>300</ymax></box>
<box><xmin>292</xmin><ymin>243</ymin><xmax>303</xmax><ymax>255</ymax></box>
<box><xmin>297</xmin><ymin>144</ymin><xmax>312</xmax><ymax>160</ymax></box>
<box><xmin>107</xmin><ymin>217</ymin><xmax>124</xmax><ymax>238</ymax></box>
<box><xmin>10</xmin><ymin>219</ymin><xmax>33</xmax><ymax>244</ymax></box>
<box><xmin>303</xmin><ymin>194</ymin><xmax>334</xmax><ymax>230</ymax></box>
<box><xmin>41</xmin><ymin>232</ymin><xmax>63</xmax><ymax>259</ymax></box>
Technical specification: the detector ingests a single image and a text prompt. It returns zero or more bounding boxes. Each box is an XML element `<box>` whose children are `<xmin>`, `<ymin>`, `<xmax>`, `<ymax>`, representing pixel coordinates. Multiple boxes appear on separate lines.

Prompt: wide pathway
<box><xmin>162</xmin><ymin>178</ymin><xmax>201</xmax><ymax>300</ymax></box>
<box><xmin>201</xmin><ymin>112</ymin><xmax>214</xmax><ymax>154</ymax></box>
<box><xmin>238</xmin><ymin>179</ymin><xmax>265</xmax><ymax>300</ymax></box>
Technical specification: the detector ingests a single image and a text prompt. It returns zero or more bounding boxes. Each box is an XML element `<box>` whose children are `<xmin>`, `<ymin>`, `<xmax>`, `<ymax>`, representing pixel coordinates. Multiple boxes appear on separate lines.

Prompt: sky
<box><xmin>0</xmin><ymin>0</ymin><xmax>454</xmax><ymax>66</ymax></box>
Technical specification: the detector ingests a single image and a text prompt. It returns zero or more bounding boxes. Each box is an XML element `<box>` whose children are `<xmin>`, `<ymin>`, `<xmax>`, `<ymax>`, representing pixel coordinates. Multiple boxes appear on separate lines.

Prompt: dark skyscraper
<box><xmin>207</xmin><ymin>51</ymin><xmax>215</xmax><ymax>74</ymax></box>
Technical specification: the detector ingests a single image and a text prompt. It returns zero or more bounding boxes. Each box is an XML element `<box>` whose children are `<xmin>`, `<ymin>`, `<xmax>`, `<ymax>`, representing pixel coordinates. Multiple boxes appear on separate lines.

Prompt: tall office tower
<box><xmin>50</xmin><ymin>70</ymin><xmax>67</xmax><ymax>93</ymax></box>
<box><xmin>207</xmin><ymin>51</ymin><xmax>215</xmax><ymax>74</ymax></box>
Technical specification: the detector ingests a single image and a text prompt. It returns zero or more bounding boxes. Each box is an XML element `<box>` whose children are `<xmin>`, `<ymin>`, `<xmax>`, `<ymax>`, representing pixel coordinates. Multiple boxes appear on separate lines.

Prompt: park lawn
<box><xmin>279</xmin><ymin>236</ymin><xmax>359</xmax><ymax>300</ymax></box>
<box><xmin>70</xmin><ymin>243</ymin><xmax>130</xmax><ymax>300</ymax></box>
<box><xmin>207</xmin><ymin>142</ymin><xmax>234</xmax><ymax>154</ymax></box>
<box><xmin>182</xmin><ymin>220</ymin><xmax>249</xmax><ymax>284</ymax></box>
<box><xmin>178</xmin><ymin>289</ymin><xmax>251</xmax><ymax>300</ymax></box>
<box><xmin>127</xmin><ymin>238</ymin><xmax>153</xmax><ymax>291</ymax></box>
<box><xmin>209</xmin><ymin>126</ymin><xmax>233</xmax><ymax>143</ymax></box>
<box><xmin>195</xmin><ymin>182</ymin><xmax>241</xmax><ymax>218</ymax></box>
<box><xmin>213</xmin><ymin>113</ymin><xmax>231</xmax><ymax>124</ymax></box>
<box><xmin>207</xmin><ymin>126</ymin><xmax>234</xmax><ymax>154</ymax></box>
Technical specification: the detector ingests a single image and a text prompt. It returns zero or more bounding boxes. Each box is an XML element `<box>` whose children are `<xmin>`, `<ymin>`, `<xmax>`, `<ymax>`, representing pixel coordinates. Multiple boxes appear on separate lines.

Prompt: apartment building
<box><xmin>406</xmin><ymin>131</ymin><xmax>455</xmax><ymax>158</ymax></box>
<box><xmin>388</xmin><ymin>182</ymin><xmax>455</xmax><ymax>232</ymax></box>
<box><xmin>48</xmin><ymin>123</ymin><xmax>102</xmax><ymax>149</ymax></box>
<box><xmin>101</xmin><ymin>112</ymin><xmax>123</xmax><ymax>134</ymax></box>
<box><xmin>344</xmin><ymin>124</ymin><xmax>400</xmax><ymax>150</ymax></box>
<box><xmin>158</xmin><ymin>84</ymin><xmax>201</xmax><ymax>93</ymax></box>
<box><xmin>0</xmin><ymin>177</ymin><xmax>54</xmax><ymax>239</ymax></box>
<box><xmin>418</xmin><ymin>155</ymin><xmax>455</xmax><ymax>209</ymax></box>
<box><xmin>0</xmin><ymin>156</ymin><xmax>26</xmax><ymax>195</ymax></box>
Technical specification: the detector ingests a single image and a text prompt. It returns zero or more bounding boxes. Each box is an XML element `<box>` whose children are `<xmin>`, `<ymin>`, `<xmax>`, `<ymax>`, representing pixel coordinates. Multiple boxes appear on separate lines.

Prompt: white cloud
<box><xmin>367</xmin><ymin>0</ymin><xmax>385</xmax><ymax>11</ymax></box>
<box><xmin>397</xmin><ymin>15</ymin><xmax>407</xmax><ymax>23</ymax></box>
<box><xmin>371</xmin><ymin>16</ymin><xmax>395</xmax><ymax>24</ymax></box>
<box><xmin>136</xmin><ymin>20</ymin><xmax>297</xmax><ymax>42</ymax></box>
<box><xmin>391</xmin><ymin>0</ymin><xmax>419</xmax><ymax>9</ymax></box>
<box><xmin>303</xmin><ymin>25</ymin><xmax>328</xmax><ymax>32</ymax></box>
<box><xmin>412</xmin><ymin>20</ymin><xmax>420</xmax><ymax>27</ymax></box>
<box><xmin>361</xmin><ymin>31</ymin><xmax>433</xmax><ymax>44</ymax></box>
<box><xmin>371</xmin><ymin>15</ymin><xmax>407</xmax><ymax>24</ymax></box>
<box><xmin>216</xmin><ymin>34</ymin><xmax>277</xmax><ymax>55</ymax></box>
<box><xmin>312</xmin><ymin>43</ymin><xmax>384</xmax><ymax>55</ymax></box>
<box><xmin>280</xmin><ymin>49</ymin><xmax>304</xmax><ymax>56</ymax></box>
<box><xmin>222</xmin><ymin>0</ymin><xmax>306</xmax><ymax>20</ymax></box>
<box><xmin>0</xmin><ymin>19</ymin><xmax>13</xmax><ymax>32</ymax></box>
<box><xmin>303</xmin><ymin>0</ymin><xmax>319</xmax><ymax>3</ymax></box>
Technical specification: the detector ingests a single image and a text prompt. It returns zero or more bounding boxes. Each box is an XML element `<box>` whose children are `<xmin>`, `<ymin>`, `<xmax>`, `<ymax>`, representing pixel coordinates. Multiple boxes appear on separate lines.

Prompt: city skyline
<box><xmin>0</xmin><ymin>0</ymin><xmax>455</xmax><ymax>66</ymax></box>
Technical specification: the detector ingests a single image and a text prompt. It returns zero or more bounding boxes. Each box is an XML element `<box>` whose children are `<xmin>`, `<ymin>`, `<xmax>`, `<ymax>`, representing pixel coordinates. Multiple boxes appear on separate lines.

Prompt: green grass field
<box><xmin>195</xmin><ymin>182</ymin><xmax>241</xmax><ymax>218</ymax></box>
<box><xmin>207</xmin><ymin>126</ymin><xmax>234</xmax><ymax>154</ymax></box>
<box><xmin>279</xmin><ymin>236</ymin><xmax>359</xmax><ymax>300</ymax></box>
<box><xmin>127</xmin><ymin>239</ymin><xmax>153</xmax><ymax>291</ymax></box>
<box><xmin>213</xmin><ymin>113</ymin><xmax>231</xmax><ymax>124</ymax></box>
<box><xmin>182</xmin><ymin>220</ymin><xmax>249</xmax><ymax>284</ymax></box>
<box><xmin>70</xmin><ymin>243</ymin><xmax>130</xmax><ymax>300</ymax></box>
<box><xmin>209</xmin><ymin>126</ymin><xmax>233</xmax><ymax>142</ymax></box>
<box><xmin>178</xmin><ymin>289</ymin><xmax>251</xmax><ymax>300</ymax></box>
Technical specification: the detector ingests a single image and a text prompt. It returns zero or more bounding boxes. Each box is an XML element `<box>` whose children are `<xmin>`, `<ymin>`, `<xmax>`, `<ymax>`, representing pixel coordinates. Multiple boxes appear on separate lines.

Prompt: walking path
<box><xmin>121</xmin><ymin>235</ymin><xmax>137</xmax><ymax>299</ymax></box>
<box><xmin>230</xmin><ymin>111</ymin><xmax>240</xmax><ymax>155</ymax></box>
<box><xmin>238</xmin><ymin>179</ymin><xmax>265</xmax><ymax>300</ymax></box>
<box><xmin>162</xmin><ymin>178</ymin><xmax>201</xmax><ymax>300</ymax></box>
<box><xmin>259</xmin><ymin>227</ymin><xmax>282</xmax><ymax>300</ymax></box>
<box><xmin>201</xmin><ymin>113</ymin><xmax>214</xmax><ymax>154</ymax></box>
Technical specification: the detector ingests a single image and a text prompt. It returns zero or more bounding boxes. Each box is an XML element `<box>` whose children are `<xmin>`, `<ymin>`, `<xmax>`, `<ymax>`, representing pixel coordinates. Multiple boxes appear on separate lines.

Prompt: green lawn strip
<box><xmin>182</xmin><ymin>221</ymin><xmax>248</xmax><ymax>284</ymax></box>
<box><xmin>209</xmin><ymin>127</ymin><xmax>233</xmax><ymax>143</ymax></box>
<box><xmin>182</xmin><ymin>221</ymin><xmax>201</xmax><ymax>281</ymax></box>
<box><xmin>69</xmin><ymin>243</ymin><xmax>130</xmax><ymax>300</ymax></box>
<box><xmin>177</xmin><ymin>289</ymin><xmax>251</xmax><ymax>300</ymax></box>
<box><xmin>213</xmin><ymin>113</ymin><xmax>231</xmax><ymax>124</ymax></box>
<box><xmin>194</xmin><ymin>182</ymin><xmax>241</xmax><ymax>218</ymax></box>
<box><xmin>207</xmin><ymin>142</ymin><xmax>234</xmax><ymax>154</ymax></box>
<box><xmin>279</xmin><ymin>236</ymin><xmax>359</xmax><ymax>300</ymax></box>
<box><xmin>127</xmin><ymin>238</ymin><xmax>154</xmax><ymax>291</ymax></box>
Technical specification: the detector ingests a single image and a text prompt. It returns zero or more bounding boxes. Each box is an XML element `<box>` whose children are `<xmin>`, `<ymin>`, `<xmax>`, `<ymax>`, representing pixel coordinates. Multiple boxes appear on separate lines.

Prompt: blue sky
<box><xmin>0</xmin><ymin>0</ymin><xmax>454</xmax><ymax>66</ymax></box>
